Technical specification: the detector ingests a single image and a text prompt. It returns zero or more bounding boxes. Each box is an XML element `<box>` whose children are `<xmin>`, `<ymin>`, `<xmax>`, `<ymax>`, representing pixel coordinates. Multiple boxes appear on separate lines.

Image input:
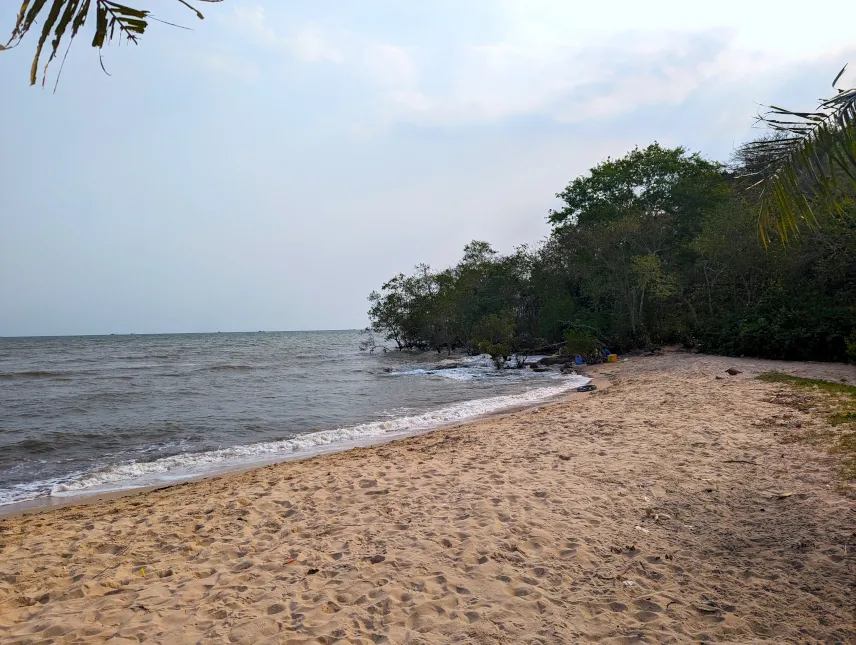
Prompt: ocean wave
<box><xmin>387</xmin><ymin>367</ymin><xmax>489</xmax><ymax>381</ymax></box>
<box><xmin>9</xmin><ymin>439</ymin><xmax>58</xmax><ymax>454</ymax></box>
<box><xmin>200</xmin><ymin>365</ymin><xmax>255</xmax><ymax>372</ymax></box>
<box><xmin>116</xmin><ymin>354</ymin><xmax>175</xmax><ymax>360</ymax></box>
<box><xmin>382</xmin><ymin>354</ymin><xmax>493</xmax><ymax>379</ymax></box>
<box><xmin>0</xmin><ymin>479</ymin><xmax>70</xmax><ymax>506</ymax></box>
<box><xmin>41</xmin><ymin>375</ymin><xmax>588</xmax><ymax>500</ymax></box>
<box><xmin>383</xmin><ymin>354</ymin><xmax>553</xmax><ymax>381</ymax></box>
<box><xmin>0</xmin><ymin>370</ymin><xmax>68</xmax><ymax>380</ymax></box>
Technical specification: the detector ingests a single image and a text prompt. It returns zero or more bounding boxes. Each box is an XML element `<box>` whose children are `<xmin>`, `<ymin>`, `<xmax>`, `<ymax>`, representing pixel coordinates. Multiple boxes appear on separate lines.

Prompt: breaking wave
<box><xmin>0</xmin><ymin>370</ymin><xmax>67</xmax><ymax>380</ymax></box>
<box><xmin>0</xmin><ymin>374</ymin><xmax>589</xmax><ymax>504</ymax></box>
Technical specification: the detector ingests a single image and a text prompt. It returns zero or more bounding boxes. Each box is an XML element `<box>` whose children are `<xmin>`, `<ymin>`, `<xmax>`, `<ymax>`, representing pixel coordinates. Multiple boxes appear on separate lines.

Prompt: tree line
<box><xmin>366</xmin><ymin>142</ymin><xmax>856</xmax><ymax>363</ymax></box>
<box><xmin>6</xmin><ymin>4</ymin><xmax>855</xmax><ymax>364</ymax></box>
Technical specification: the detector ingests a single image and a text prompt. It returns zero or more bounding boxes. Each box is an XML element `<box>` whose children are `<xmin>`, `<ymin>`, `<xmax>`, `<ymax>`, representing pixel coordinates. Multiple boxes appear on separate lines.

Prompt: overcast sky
<box><xmin>1</xmin><ymin>1</ymin><xmax>854</xmax><ymax>336</ymax></box>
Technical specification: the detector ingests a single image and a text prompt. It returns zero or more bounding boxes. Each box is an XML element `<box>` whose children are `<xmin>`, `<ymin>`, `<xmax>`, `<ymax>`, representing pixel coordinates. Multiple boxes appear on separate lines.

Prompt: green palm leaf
<box><xmin>740</xmin><ymin>66</ymin><xmax>856</xmax><ymax>245</ymax></box>
<box><xmin>2</xmin><ymin>0</ymin><xmax>224</xmax><ymax>86</ymax></box>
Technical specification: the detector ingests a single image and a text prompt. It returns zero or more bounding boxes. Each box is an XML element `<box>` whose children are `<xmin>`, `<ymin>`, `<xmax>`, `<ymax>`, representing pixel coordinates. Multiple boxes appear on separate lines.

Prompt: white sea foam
<box><xmin>39</xmin><ymin>374</ymin><xmax>588</xmax><ymax>501</ymax></box>
<box><xmin>385</xmin><ymin>354</ymin><xmax>552</xmax><ymax>381</ymax></box>
<box><xmin>389</xmin><ymin>367</ymin><xmax>480</xmax><ymax>381</ymax></box>
<box><xmin>0</xmin><ymin>480</ymin><xmax>63</xmax><ymax>507</ymax></box>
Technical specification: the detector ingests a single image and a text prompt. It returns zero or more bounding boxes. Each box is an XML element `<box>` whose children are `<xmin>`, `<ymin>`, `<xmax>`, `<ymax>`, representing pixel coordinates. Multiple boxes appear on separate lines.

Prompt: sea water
<box><xmin>0</xmin><ymin>331</ymin><xmax>587</xmax><ymax>509</ymax></box>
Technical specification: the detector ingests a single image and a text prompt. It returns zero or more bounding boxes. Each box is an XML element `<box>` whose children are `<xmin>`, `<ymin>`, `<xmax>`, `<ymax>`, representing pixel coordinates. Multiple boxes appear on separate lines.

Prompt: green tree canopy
<box><xmin>367</xmin><ymin>143</ymin><xmax>856</xmax><ymax>364</ymax></box>
<box><xmin>548</xmin><ymin>142</ymin><xmax>728</xmax><ymax>234</ymax></box>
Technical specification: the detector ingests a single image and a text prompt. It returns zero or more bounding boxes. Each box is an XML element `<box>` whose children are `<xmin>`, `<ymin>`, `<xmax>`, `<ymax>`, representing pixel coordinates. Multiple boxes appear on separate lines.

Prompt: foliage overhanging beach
<box><xmin>365</xmin><ymin>141</ymin><xmax>856</xmax><ymax>366</ymax></box>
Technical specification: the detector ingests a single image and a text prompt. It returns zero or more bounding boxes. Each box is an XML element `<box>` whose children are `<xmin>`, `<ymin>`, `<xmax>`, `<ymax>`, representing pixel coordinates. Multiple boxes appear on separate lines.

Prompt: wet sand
<box><xmin>1</xmin><ymin>353</ymin><xmax>854</xmax><ymax>644</ymax></box>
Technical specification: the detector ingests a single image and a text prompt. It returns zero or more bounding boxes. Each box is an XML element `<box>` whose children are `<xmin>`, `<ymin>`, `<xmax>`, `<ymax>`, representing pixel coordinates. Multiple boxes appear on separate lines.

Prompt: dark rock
<box><xmin>539</xmin><ymin>356</ymin><xmax>575</xmax><ymax>366</ymax></box>
<box><xmin>532</xmin><ymin>367</ymin><xmax>550</xmax><ymax>373</ymax></box>
<box><xmin>715</xmin><ymin>376</ymin><xmax>724</xmax><ymax>380</ymax></box>
<box><xmin>434</xmin><ymin>362</ymin><xmax>462</xmax><ymax>370</ymax></box>
<box><xmin>725</xmin><ymin>368</ymin><xmax>742</xmax><ymax>376</ymax></box>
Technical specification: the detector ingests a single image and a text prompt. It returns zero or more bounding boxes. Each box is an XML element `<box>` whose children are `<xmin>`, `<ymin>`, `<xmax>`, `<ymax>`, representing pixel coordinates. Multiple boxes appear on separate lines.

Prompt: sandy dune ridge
<box><xmin>1</xmin><ymin>353</ymin><xmax>854</xmax><ymax>644</ymax></box>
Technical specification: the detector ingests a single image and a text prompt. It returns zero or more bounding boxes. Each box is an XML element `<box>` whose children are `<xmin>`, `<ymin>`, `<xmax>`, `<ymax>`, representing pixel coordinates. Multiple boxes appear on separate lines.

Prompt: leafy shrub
<box><xmin>471</xmin><ymin>311</ymin><xmax>515</xmax><ymax>368</ymax></box>
<box><xmin>564</xmin><ymin>329</ymin><xmax>601</xmax><ymax>359</ymax></box>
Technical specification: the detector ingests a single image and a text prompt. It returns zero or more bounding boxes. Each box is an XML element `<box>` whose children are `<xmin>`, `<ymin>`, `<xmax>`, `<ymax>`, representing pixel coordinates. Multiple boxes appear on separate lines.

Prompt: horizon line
<box><xmin>0</xmin><ymin>328</ymin><xmax>367</xmax><ymax>340</ymax></box>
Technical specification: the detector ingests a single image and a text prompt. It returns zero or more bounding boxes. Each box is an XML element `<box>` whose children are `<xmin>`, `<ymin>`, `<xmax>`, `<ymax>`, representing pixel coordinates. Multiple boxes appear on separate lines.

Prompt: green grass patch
<box><xmin>841</xmin><ymin>457</ymin><xmax>856</xmax><ymax>481</ymax></box>
<box><xmin>829</xmin><ymin>412</ymin><xmax>856</xmax><ymax>426</ymax></box>
<box><xmin>831</xmin><ymin>430</ymin><xmax>856</xmax><ymax>479</ymax></box>
<box><xmin>834</xmin><ymin>431</ymin><xmax>856</xmax><ymax>453</ymax></box>
<box><xmin>759</xmin><ymin>371</ymin><xmax>856</xmax><ymax>483</ymax></box>
<box><xmin>757</xmin><ymin>372</ymin><xmax>856</xmax><ymax>397</ymax></box>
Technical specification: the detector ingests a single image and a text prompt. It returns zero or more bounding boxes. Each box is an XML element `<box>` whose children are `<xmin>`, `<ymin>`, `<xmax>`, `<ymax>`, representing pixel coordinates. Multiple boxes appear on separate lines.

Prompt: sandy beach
<box><xmin>1</xmin><ymin>353</ymin><xmax>854</xmax><ymax>644</ymax></box>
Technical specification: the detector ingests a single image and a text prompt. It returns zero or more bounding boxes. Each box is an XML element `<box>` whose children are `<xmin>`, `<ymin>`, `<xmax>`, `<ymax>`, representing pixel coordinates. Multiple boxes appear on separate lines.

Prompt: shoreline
<box><xmin>0</xmin><ymin>368</ymin><xmax>607</xmax><ymax>519</ymax></box>
<box><xmin>2</xmin><ymin>354</ymin><xmax>852</xmax><ymax>644</ymax></box>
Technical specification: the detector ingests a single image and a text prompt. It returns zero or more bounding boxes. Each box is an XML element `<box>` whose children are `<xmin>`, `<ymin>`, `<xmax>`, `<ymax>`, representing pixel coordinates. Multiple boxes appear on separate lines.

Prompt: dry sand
<box><xmin>1</xmin><ymin>353</ymin><xmax>855</xmax><ymax>644</ymax></box>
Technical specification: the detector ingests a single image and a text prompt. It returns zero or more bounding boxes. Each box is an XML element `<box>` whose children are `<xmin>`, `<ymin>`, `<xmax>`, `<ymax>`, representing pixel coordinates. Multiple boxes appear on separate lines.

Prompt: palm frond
<box><xmin>740</xmin><ymin>66</ymin><xmax>856</xmax><ymax>245</ymax></box>
<box><xmin>2</xmin><ymin>0</ymin><xmax>224</xmax><ymax>86</ymax></box>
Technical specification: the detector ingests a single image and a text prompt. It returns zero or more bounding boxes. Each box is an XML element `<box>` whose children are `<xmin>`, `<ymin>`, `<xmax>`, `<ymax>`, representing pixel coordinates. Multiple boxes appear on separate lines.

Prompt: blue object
<box><xmin>575</xmin><ymin>355</ymin><xmax>584</xmax><ymax>365</ymax></box>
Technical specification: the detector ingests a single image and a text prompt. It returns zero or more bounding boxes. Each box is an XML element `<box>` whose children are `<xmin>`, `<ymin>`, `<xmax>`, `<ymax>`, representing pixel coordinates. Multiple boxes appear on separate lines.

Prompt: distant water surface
<box><xmin>0</xmin><ymin>331</ymin><xmax>586</xmax><ymax>508</ymax></box>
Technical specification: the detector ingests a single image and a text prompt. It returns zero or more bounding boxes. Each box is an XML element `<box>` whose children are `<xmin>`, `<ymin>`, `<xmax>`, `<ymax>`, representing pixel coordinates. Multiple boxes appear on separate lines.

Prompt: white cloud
<box><xmin>379</xmin><ymin>29</ymin><xmax>758</xmax><ymax>126</ymax></box>
<box><xmin>221</xmin><ymin>2</ymin><xmax>856</xmax><ymax>139</ymax></box>
<box><xmin>228</xmin><ymin>8</ymin><xmax>344</xmax><ymax>64</ymax></box>
<box><xmin>362</xmin><ymin>44</ymin><xmax>418</xmax><ymax>87</ymax></box>
<box><xmin>357</xmin><ymin>27</ymin><xmax>856</xmax><ymax>141</ymax></box>
<box><xmin>232</xmin><ymin>5</ymin><xmax>277</xmax><ymax>47</ymax></box>
<box><xmin>289</xmin><ymin>25</ymin><xmax>344</xmax><ymax>63</ymax></box>
<box><xmin>200</xmin><ymin>53</ymin><xmax>260</xmax><ymax>82</ymax></box>
<box><xmin>226</xmin><ymin>9</ymin><xmax>423</xmax><ymax>106</ymax></box>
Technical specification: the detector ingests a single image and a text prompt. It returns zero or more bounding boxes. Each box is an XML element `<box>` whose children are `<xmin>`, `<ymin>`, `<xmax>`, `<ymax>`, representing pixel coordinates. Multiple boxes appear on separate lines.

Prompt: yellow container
<box><xmin>607</xmin><ymin>354</ymin><xmax>618</xmax><ymax>363</ymax></box>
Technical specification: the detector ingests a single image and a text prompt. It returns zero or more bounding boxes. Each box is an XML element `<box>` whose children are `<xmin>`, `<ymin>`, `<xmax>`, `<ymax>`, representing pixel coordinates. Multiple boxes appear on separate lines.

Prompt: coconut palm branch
<box><xmin>1</xmin><ymin>0</ymin><xmax>223</xmax><ymax>86</ymax></box>
<box><xmin>740</xmin><ymin>66</ymin><xmax>856</xmax><ymax>244</ymax></box>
